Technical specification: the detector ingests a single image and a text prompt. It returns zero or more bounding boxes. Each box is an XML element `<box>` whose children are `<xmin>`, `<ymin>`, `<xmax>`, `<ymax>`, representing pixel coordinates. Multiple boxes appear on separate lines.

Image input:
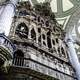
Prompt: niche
<box><xmin>13</xmin><ymin>50</ymin><xmax>24</xmax><ymax>66</ymax></box>
<box><xmin>56</xmin><ymin>38</ymin><xmax>58</xmax><ymax>43</ymax></box>
<box><xmin>43</xmin><ymin>41</ymin><xmax>46</xmax><ymax>46</ymax></box>
<box><xmin>31</xmin><ymin>28</ymin><xmax>36</xmax><ymax>40</ymax></box>
<box><xmin>52</xmin><ymin>39</ymin><xmax>55</xmax><ymax>45</ymax></box>
<box><xmin>61</xmin><ymin>47</ymin><xmax>65</xmax><ymax>56</ymax></box>
<box><xmin>45</xmin><ymin>20</ymin><xmax>49</xmax><ymax>27</ymax></box>
<box><xmin>14</xmin><ymin>50</ymin><xmax>24</xmax><ymax>57</ymax></box>
<box><xmin>38</xmin><ymin>35</ymin><xmax>41</xmax><ymax>46</ymax></box>
<box><xmin>16</xmin><ymin>23</ymin><xmax>29</xmax><ymax>38</ymax></box>
<box><xmin>19</xmin><ymin>10</ymin><xmax>30</xmax><ymax>16</ymax></box>
<box><xmin>38</xmin><ymin>28</ymin><xmax>41</xmax><ymax>33</ymax></box>
<box><xmin>47</xmin><ymin>37</ymin><xmax>52</xmax><ymax>48</ymax></box>
<box><xmin>47</xmin><ymin>31</ymin><xmax>51</xmax><ymax>36</ymax></box>
<box><xmin>0</xmin><ymin>58</ymin><xmax>4</xmax><ymax>67</ymax></box>
<box><xmin>42</xmin><ymin>34</ymin><xmax>45</xmax><ymax>40</ymax></box>
<box><xmin>47</xmin><ymin>31</ymin><xmax>52</xmax><ymax>48</ymax></box>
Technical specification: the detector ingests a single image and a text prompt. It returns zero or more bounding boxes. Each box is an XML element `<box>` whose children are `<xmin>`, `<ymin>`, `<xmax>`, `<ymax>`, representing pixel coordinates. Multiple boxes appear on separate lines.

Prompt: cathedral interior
<box><xmin>0</xmin><ymin>0</ymin><xmax>80</xmax><ymax>80</ymax></box>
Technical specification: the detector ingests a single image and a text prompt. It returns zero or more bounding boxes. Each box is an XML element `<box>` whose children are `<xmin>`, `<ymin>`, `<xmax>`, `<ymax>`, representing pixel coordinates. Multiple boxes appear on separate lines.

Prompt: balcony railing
<box><xmin>12</xmin><ymin>35</ymin><xmax>68</xmax><ymax>62</ymax></box>
<box><xmin>0</xmin><ymin>34</ymin><xmax>15</xmax><ymax>52</ymax></box>
<box><xmin>13</xmin><ymin>57</ymin><xmax>28</xmax><ymax>67</ymax></box>
<box><xmin>0</xmin><ymin>34</ymin><xmax>16</xmax><ymax>59</ymax></box>
<box><xmin>12</xmin><ymin>57</ymin><xmax>77</xmax><ymax>80</ymax></box>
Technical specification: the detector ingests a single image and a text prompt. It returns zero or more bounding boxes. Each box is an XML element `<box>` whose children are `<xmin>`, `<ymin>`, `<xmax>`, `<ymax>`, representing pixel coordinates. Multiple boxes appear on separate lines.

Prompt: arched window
<box><xmin>47</xmin><ymin>37</ymin><xmax>52</xmax><ymax>48</ymax></box>
<box><xmin>16</xmin><ymin>23</ymin><xmax>29</xmax><ymax>38</ymax></box>
<box><xmin>47</xmin><ymin>31</ymin><xmax>52</xmax><ymax>49</ymax></box>
<box><xmin>19</xmin><ymin>10</ymin><xmax>30</xmax><ymax>16</ymax></box>
<box><xmin>0</xmin><ymin>58</ymin><xmax>4</xmax><ymax>67</ymax></box>
<box><xmin>38</xmin><ymin>16</ymin><xmax>40</xmax><ymax>22</ymax></box>
<box><xmin>47</xmin><ymin>31</ymin><xmax>50</xmax><ymax>36</ymax></box>
<box><xmin>45</xmin><ymin>21</ymin><xmax>49</xmax><ymax>27</ymax></box>
<box><xmin>42</xmin><ymin>34</ymin><xmax>45</xmax><ymax>40</ymax></box>
<box><xmin>53</xmin><ymin>27</ymin><xmax>56</xmax><ymax>32</ymax></box>
<box><xmin>52</xmin><ymin>39</ymin><xmax>55</xmax><ymax>45</ymax></box>
<box><xmin>43</xmin><ymin>41</ymin><xmax>46</xmax><ymax>46</ymax></box>
<box><xmin>61</xmin><ymin>47</ymin><xmax>65</xmax><ymax>56</ymax></box>
<box><xmin>31</xmin><ymin>28</ymin><xmax>36</xmax><ymax>40</ymax></box>
<box><xmin>56</xmin><ymin>38</ymin><xmax>58</xmax><ymax>43</ymax></box>
<box><xmin>13</xmin><ymin>50</ymin><xmax>24</xmax><ymax>66</ymax></box>
<box><xmin>38</xmin><ymin>35</ymin><xmax>41</xmax><ymax>46</ymax></box>
<box><xmin>58</xmin><ymin>47</ymin><xmax>62</xmax><ymax>57</ymax></box>
<box><xmin>58</xmin><ymin>47</ymin><xmax>60</xmax><ymax>53</ymax></box>
<box><xmin>38</xmin><ymin>28</ymin><xmax>41</xmax><ymax>33</ymax></box>
<box><xmin>14</xmin><ymin>50</ymin><xmax>24</xmax><ymax>57</ymax></box>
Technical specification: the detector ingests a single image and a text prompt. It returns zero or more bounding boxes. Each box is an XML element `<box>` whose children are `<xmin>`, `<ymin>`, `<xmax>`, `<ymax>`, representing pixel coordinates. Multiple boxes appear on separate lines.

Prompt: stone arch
<box><xmin>61</xmin><ymin>47</ymin><xmax>65</xmax><ymax>57</ymax></box>
<box><xmin>38</xmin><ymin>35</ymin><xmax>41</xmax><ymax>42</ymax></box>
<box><xmin>38</xmin><ymin>35</ymin><xmax>41</xmax><ymax>46</ymax></box>
<box><xmin>52</xmin><ymin>39</ymin><xmax>55</xmax><ymax>45</ymax></box>
<box><xmin>0</xmin><ymin>58</ymin><xmax>4</xmax><ymax>67</ymax></box>
<box><xmin>55</xmin><ymin>38</ymin><xmax>59</xmax><ymax>43</ymax></box>
<box><xmin>31</xmin><ymin>28</ymin><xmax>36</xmax><ymax>41</ymax></box>
<box><xmin>42</xmin><ymin>34</ymin><xmax>46</xmax><ymax>40</ymax></box>
<box><xmin>16</xmin><ymin>22</ymin><xmax>29</xmax><ymax>38</ymax></box>
<box><xmin>14</xmin><ymin>50</ymin><xmax>24</xmax><ymax>57</ymax></box>
<box><xmin>47</xmin><ymin>31</ymin><xmax>52</xmax><ymax>48</ymax></box>
<box><xmin>19</xmin><ymin>10</ymin><xmax>30</xmax><ymax>16</ymax></box>
<box><xmin>13</xmin><ymin>50</ymin><xmax>24</xmax><ymax>66</ymax></box>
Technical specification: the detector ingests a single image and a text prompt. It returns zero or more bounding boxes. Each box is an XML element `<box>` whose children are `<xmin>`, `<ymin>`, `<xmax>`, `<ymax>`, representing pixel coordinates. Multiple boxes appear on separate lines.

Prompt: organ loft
<box><xmin>0</xmin><ymin>0</ymin><xmax>79</xmax><ymax>80</ymax></box>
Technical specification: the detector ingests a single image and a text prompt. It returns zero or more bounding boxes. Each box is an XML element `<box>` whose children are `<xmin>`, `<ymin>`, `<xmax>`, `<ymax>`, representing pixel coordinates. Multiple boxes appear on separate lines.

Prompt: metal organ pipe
<box><xmin>0</xmin><ymin>0</ymin><xmax>18</xmax><ymax>36</ymax></box>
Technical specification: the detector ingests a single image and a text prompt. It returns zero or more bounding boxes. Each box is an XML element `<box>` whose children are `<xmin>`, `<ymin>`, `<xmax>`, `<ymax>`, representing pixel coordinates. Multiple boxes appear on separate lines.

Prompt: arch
<box><xmin>58</xmin><ymin>47</ymin><xmax>62</xmax><ymax>57</ymax></box>
<box><xmin>13</xmin><ymin>50</ymin><xmax>24</xmax><ymax>66</ymax></box>
<box><xmin>38</xmin><ymin>35</ymin><xmax>41</xmax><ymax>46</ymax></box>
<box><xmin>31</xmin><ymin>28</ymin><xmax>36</xmax><ymax>40</ymax></box>
<box><xmin>0</xmin><ymin>58</ymin><xmax>4</xmax><ymax>67</ymax></box>
<box><xmin>56</xmin><ymin>38</ymin><xmax>58</xmax><ymax>43</ymax></box>
<box><xmin>45</xmin><ymin>20</ymin><xmax>49</xmax><ymax>27</ymax></box>
<box><xmin>38</xmin><ymin>16</ymin><xmax>40</xmax><ymax>22</ymax></box>
<box><xmin>43</xmin><ymin>41</ymin><xmax>46</xmax><ymax>46</ymax></box>
<box><xmin>53</xmin><ymin>27</ymin><xmax>56</xmax><ymax>32</ymax></box>
<box><xmin>14</xmin><ymin>50</ymin><xmax>24</xmax><ymax>57</ymax></box>
<box><xmin>38</xmin><ymin>28</ymin><xmax>41</xmax><ymax>33</ymax></box>
<box><xmin>47</xmin><ymin>31</ymin><xmax>51</xmax><ymax>36</ymax></box>
<box><xmin>61</xmin><ymin>47</ymin><xmax>65</xmax><ymax>56</ymax></box>
<box><xmin>38</xmin><ymin>35</ymin><xmax>41</xmax><ymax>43</ymax></box>
<box><xmin>19</xmin><ymin>10</ymin><xmax>30</xmax><ymax>16</ymax></box>
<box><xmin>47</xmin><ymin>37</ymin><xmax>52</xmax><ymax>48</ymax></box>
<box><xmin>58</xmin><ymin>47</ymin><xmax>60</xmax><ymax>53</ymax></box>
<box><xmin>16</xmin><ymin>23</ymin><xmax>29</xmax><ymax>38</ymax></box>
<box><xmin>52</xmin><ymin>39</ymin><xmax>55</xmax><ymax>45</ymax></box>
<box><xmin>47</xmin><ymin>31</ymin><xmax>52</xmax><ymax>48</ymax></box>
<box><xmin>42</xmin><ymin>34</ymin><xmax>45</xmax><ymax>40</ymax></box>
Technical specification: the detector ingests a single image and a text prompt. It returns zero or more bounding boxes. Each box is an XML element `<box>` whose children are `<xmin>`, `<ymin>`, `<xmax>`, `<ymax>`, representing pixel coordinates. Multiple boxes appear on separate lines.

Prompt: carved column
<box><xmin>0</xmin><ymin>0</ymin><xmax>18</xmax><ymax>36</ymax></box>
<box><xmin>65</xmin><ymin>34</ymin><xmax>80</xmax><ymax>80</ymax></box>
<box><xmin>0</xmin><ymin>0</ymin><xmax>18</xmax><ymax>71</ymax></box>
